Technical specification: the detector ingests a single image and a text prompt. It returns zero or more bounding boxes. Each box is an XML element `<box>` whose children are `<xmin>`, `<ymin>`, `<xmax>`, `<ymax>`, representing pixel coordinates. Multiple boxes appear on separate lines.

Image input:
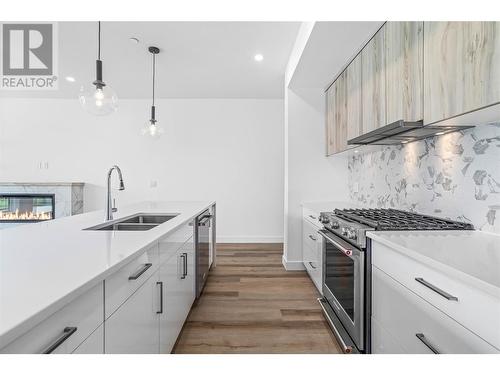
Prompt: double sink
<box><xmin>85</xmin><ymin>213</ymin><xmax>179</xmax><ymax>231</ymax></box>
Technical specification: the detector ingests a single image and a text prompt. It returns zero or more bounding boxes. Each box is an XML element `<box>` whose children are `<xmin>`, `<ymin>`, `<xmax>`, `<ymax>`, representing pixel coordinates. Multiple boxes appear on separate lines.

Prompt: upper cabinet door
<box><xmin>424</xmin><ymin>22</ymin><xmax>500</xmax><ymax>124</ymax></box>
<box><xmin>325</xmin><ymin>72</ymin><xmax>348</xmax><ymax>155</ymax></box>
<box><xmin>385</xmin><ymin>21</ymin><xmax>423</xmax><ymax>124</ymax></box>
<box><xmin>346</xmin><ymin>53</ymin><xmax>363</xmax><ymax>142</ymax></box>
<box><xmin>362</xmin><ymin>26</ymin><xmax>386</xmax><ymax>133</ymax></box>
<box><xmin>334</xmin><ymin>71</ymin><xmax>348</xmax><ymax>153</ymax></box>
<box><xmin>326</xmin><ymin>83</ymin><xmax>336</xmax><ymax>156</ymax></box>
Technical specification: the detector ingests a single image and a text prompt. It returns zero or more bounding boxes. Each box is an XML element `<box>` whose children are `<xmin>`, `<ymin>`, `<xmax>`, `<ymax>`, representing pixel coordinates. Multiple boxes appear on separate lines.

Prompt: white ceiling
<box><xmin>1</xmin><ymin>22</ymin><xmax>300</xmax><ymax>99</ymax></box>
<box><xmin>289</xmin><ymin>21</ymin><xmax>384</xmax><ymax>90</ymax></box>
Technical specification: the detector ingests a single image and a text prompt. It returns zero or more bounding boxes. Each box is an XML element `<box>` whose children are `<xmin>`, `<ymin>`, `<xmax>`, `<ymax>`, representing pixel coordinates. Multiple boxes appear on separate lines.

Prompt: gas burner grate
<box><xmin>333</xmin><ymin>208</ymin><xmax>474</xmax><ymax>231</ymax></box>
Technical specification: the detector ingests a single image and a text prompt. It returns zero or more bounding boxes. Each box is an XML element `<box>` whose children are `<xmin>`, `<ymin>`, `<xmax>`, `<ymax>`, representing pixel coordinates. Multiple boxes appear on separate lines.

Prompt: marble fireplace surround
<box><xmin>347</xmin><ymin>123</ymin><xmax>500</xmax><ymax>234</ymax></box>
<box><xmin>0</xmin><ymin>182</ymin><xmax>84</xmax><ymax>224</ymax></box>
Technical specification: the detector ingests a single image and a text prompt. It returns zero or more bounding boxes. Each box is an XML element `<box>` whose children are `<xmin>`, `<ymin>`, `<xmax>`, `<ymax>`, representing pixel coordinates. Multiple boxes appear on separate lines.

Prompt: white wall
<box><xmin>283</xmin><ymin>88</ymin><xmax>349</xmax><ymax>269</ymax></box>
<box><xmin>0</xmin><ymin>98</ymin><xmax>284</xmax><ymax>243</ymax></box>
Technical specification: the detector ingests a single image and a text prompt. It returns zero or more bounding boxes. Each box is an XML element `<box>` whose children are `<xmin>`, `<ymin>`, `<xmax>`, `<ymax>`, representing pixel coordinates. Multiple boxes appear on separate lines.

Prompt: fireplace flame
<box><xmin>0</xmin><ymin>209</ymin><xmax>52</xmax><ymax>221</ymax></box>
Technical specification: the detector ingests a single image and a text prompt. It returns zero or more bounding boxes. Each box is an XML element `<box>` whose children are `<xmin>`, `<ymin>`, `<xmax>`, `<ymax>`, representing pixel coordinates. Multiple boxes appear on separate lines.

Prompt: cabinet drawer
<box><xmin>302</xmin><ymin>219</ymin><xmax>320</xmax><ymax>252</ymax></box>
<box><xmin>1</xmin><ymin>283</ymin><xmax>103</xmax><ymax>354</ymax></box>
<box><xmin>372</xmin><ymin>240</ymin><xmax>500</xmax><ymax>349</ymax></box>
<box><xmin>159</xmin><ymin>222</ymin><xmax>193</xmax><ymax>264</ymax></box>
<box><xmin>302</xmin><ymin>208</ymin><xmax>322</xmax><ymax>228</ymax></box>
<box><xmin>372</xmin><ymin>266</ymin><xmax>498</xmax><ymax>353</ymax></box>
<box><xmin>105</xmin><ymin>244</ymin><xmax>159</xmax><ymax>319</ymax></box>
<box><xmin>304</xmin><ymin>257</ymin><xmax>321</xmax><ymax>293</ymax></box>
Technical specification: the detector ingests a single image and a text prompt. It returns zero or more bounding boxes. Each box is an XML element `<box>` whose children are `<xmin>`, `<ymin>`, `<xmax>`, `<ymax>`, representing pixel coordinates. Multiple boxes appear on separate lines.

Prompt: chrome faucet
<box><xmin>105</xmin><ymin>165</ymin><xmax>125</xmax><ymax>221</ymax></box>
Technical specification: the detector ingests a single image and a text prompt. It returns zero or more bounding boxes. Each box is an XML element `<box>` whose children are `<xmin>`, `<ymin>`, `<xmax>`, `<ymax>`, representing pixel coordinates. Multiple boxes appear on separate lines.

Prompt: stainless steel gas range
<box><xmin>317</xmin><ymin>208</ymin><xmax>474</xmax><ymax>354</ymax></box>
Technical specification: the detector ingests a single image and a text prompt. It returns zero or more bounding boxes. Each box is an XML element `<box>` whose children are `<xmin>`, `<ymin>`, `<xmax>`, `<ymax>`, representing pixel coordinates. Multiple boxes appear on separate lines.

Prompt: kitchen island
<box><xmin>0</xmin><ymin>200</ymin><xmax>215</xmax><ymax>354</ymax></box>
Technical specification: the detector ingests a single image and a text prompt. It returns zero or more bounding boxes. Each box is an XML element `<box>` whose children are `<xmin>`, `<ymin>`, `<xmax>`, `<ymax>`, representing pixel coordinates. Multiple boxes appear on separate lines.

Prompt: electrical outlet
<box><xmin>150</xmin><ymin>180</ymin><xmax>158</xmax><ymax>188</ymax></box>
<box><xmin>44</xmin><ymin>161</ymin><xmax>49</xmax><ymax>169</ymax></box>
<box><xmin>353</xmin><ymin>182</ymin><xmax>359</xmax><ymax>193</ymax></box>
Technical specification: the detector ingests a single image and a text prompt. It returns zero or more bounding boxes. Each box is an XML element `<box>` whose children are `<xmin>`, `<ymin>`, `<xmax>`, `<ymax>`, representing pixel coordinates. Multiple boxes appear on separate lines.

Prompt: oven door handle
<box><xmin>317</xmin><ymin>230</ymin><xmax>355</xmax><ymax>258</ymax></box>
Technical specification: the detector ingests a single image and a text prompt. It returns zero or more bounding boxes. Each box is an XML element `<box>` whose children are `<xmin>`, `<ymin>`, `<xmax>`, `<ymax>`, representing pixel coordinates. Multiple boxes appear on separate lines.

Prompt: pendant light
<box><xmin>79</xmin><ymin>21</ymin><xmax>118</xmax><ymax>115</ymax></box>
<box><xmin>141</xmin><ymin>46</ymin><xmax>164</xmax><ymax>139</ymax></box>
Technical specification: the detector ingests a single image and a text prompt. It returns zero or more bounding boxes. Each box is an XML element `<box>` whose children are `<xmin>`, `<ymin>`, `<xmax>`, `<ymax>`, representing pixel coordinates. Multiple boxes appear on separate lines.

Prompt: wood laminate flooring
<box><xmin>173</xmin><ymin>244</ymin><xmax>342</xmax><ymax>354</ymax></box>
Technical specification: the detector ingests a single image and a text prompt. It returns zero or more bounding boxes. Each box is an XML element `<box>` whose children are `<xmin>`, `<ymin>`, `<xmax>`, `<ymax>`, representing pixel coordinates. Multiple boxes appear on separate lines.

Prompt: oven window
<box><xmin>325</xmin><ymin>240</ymin><xmax>355</xmax><ymax>322</ymax></box>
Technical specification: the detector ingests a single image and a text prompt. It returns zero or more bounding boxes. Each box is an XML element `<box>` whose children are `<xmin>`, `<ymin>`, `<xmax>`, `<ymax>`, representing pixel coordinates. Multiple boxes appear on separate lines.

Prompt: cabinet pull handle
<box><xmin>156</xmin><ymin>281</ymin><xmax>163</xmax><ymax>314</ymax></box>
<box><xmin>308</xmin><ymin>234</ymin><xmax>317</xmax><ymax>241</ymax></box>
<box><xmin>183</xmin><ymin>252</ymin><xmax>188</xmax><ymax>277</ymax></box>
<box><xmin>42</xmin><ymin>327</ymin><xmax>77</xmax><ymax>354</ymax></box>
<box><xmin>180</xmin><ymin>254</ymin><xmax>187</xmax><ymax>279</ymax></box>
<box><xmin>416</xmin><ymin>333</ymin><xmax>440</xmax><ymax>354</ymax></box>
<box><xmin>415</xmin><ymin>277</ymin><xmax>458</xmax><ymax>301</ymax></box>
<box><xmin>128</xmin><ymin>263</ymin><xmax>153</xmax><ymax>280</ymax></box>
<box><xmin>309</xmin><ymin>215</ymin><xmax>317</xmax><ymax>220</ymax></box>
<box><xmin>308</xmin><ymin>261</ymin><xmax>317</xmax><ymax>269</ymax></box>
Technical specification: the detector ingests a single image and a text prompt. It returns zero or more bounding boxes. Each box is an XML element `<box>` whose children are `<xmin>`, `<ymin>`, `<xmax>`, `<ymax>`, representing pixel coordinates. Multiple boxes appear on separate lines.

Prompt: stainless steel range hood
<box><xmin>347</xmin><ymin>120</ymin><xmax>474</xmax><ymax>146</ymax></box>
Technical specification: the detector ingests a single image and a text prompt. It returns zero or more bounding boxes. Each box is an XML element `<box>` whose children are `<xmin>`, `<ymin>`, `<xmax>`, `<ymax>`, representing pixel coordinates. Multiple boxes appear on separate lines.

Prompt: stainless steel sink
<box><xmin>120</xmin><ymin>214</ymin><xmax>177</xmax><ymax>225</ymax></box>
<box><xmin>84</xmin><ymin>213</ymin><xmax>179</xmax><ymax>231</ymax></box>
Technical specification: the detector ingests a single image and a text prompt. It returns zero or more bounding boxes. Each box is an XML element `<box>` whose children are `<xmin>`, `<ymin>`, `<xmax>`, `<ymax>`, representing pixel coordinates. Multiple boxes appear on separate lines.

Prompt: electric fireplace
<box><xmin>0</xmin><ymin>194</ymin><xmax>55</xmax><ymax>222</ymax></box>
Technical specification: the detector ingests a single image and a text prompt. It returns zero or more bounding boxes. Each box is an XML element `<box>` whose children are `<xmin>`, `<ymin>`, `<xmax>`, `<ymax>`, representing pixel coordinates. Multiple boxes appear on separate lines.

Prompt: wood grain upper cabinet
<box><xmin>361</xmin><ymin>26</ymin><xmax>386</xmax><ymax>133</ymax></box>
<box><xmin>346</xmin><ymin>53</ymin><xmax>363</xmax><ymax>142</ymax></box>
<box><xmin>385</xmin><ymin>21</ymin><xmax>423</xmax><ymax>124</ymax></box>
<box><xmin>326</xmin><ymin>71</ymin><xmax>348</xmax><ymax>155</ymax></box>
<box><xmin>424</xmin><ymin>22</ymin><xmax>500</xmax><ymax>124</ymax></box>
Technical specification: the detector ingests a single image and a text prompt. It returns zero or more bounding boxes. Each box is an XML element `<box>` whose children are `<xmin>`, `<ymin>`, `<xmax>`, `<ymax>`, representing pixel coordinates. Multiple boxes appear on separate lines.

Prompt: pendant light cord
<box><xmin>98</xmin><ymin>21</ymin><xmax>101</xmax><ymax>60</ymax></box>
<box><xmin>152</xmin><ymin>52</ymin><xmax>156</xmax><ymax>107</ymax></box>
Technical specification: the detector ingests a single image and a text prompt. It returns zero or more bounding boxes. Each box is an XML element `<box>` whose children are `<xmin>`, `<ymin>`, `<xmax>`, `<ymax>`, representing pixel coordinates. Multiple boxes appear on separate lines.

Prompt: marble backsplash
<box><xmin>348</xmin><ymin>123</ymin><xmax>500</xmax><ymax>234</ymax></box>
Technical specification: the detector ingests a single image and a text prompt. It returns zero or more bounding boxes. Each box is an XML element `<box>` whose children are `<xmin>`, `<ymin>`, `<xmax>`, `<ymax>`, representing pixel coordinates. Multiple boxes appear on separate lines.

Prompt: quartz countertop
<box><xmin>367</xmin><ymin>230</ymin><xmax>500</xmax><ymax>296</ymax></box>
<box><xmin>0</xmin><ymin>200</ymin><xmax>214</xmax><ymax>348</ymax></box>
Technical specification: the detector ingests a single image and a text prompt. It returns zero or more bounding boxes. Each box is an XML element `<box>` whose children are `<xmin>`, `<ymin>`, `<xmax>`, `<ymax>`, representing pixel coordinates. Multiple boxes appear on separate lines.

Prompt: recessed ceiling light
<box><xmin>130</xmin><ymin>37</ymin><xmax>140</xmax><ymax>44</ymax></box>
<box><xmin>254</xmin><ymin>54</ymin><xmax>264</xmax><ymax>62</ymax></box>
<box><xmin>65</xmin><ymin>76</ymin><xmax>75</xmax><ymax>82</ymax></box>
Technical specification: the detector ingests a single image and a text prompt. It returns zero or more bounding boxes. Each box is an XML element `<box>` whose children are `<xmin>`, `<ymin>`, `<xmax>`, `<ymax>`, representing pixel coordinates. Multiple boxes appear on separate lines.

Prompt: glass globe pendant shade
<box><xmin>79</xmin><ymin>85</ymin><xmax>118</xmax><ymax>116</ymax></box>
<box><xmin>141</xmin><ymin>119</ymin><xmax>164</xmax><ymax>139</ymax></box>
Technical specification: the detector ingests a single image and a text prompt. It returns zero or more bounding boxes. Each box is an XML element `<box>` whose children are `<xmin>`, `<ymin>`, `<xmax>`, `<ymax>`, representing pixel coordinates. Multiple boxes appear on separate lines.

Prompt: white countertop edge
<box><xmin>367</xmin><ymin>231</ymin><xmax>500</xmax><ymax>299</ymax></box>
<box><xmin>0</xmin><ymin>200</ymin><xmax>215</xmax><ymax>348</ymax></box>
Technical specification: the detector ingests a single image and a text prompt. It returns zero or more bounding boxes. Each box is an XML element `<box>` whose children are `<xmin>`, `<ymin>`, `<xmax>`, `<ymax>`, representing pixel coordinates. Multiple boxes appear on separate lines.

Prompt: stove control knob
<box><xmin>347</xmin><ymin>229</ymin><xmax>357</xmax><ymax>240</ymax></box>
<box><xmin>331</xmin><ymin>221</ymin><xmax>339</xmax><ymax>229</ymax></box>
<box><xmin>319</xmin><ymin>215</ymin><xmax>330</xmax><ymax>224</ymax></box>
<box><xmin>341</xmin><ymin>227</ymin><xmax>348</xmax><ymax>236</ymax></box>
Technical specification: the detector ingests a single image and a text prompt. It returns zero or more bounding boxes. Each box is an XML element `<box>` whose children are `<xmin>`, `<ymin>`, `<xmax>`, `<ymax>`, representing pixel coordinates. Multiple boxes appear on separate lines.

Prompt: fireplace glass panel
<box><xmin>0</xmin><ymin>194</ymin><xmax>55</xmax><ymax>222</ymax></box>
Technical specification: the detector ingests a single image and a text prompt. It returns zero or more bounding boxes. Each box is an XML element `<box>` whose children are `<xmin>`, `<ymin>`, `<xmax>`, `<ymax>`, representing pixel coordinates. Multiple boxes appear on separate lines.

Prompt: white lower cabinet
<box><xmin>159</xmin><ymin>237</ymin><xmax>195</xmax><ymax>353</ymax></box>
<box><xmin>72</xmin><ymin>325</ymin><xmax>104</xmax><ymax>354</ymax></box>
<box><xmin>0</xmin><ymin>282</ymin><xmax>103</xmax><ymax>354</ymax></box>
<box><xmin>302</xmin><ymin>213</ymin><xmax>322</xmax><ymax>293</ymax></box>
<box><xmin>104</xmin><ymin>236</ymin><xmax>195</xmax><ymax>354</ymax></box>
<box><xmin>105</xmin><ymin>270</ymin><xmax>161</xmax><ymax>354</ymax></box>
<box><xmin>372</xmin><ymin>266</ymin><xmax>498</xmax><ymax>354</ymax></box>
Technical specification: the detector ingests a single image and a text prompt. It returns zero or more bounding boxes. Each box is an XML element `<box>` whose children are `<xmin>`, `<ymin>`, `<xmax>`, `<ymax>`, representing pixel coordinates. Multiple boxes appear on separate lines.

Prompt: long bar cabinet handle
<box><xmin>415</xmin><ymin>277</ymin><xmax>458</xmax><ymax>301</ymax></box>
<box><xmin>42</xmin><ymin>327</ymin><xmax>77</xmax><ymax>354</ymax></box>
<box><xmin>156</xmin><ymin>281</ymin><xmax>163</xmax><ymax>314</ymax></box>
<box><xmin>416</xmin><ymin>333</ymin><xmax>440</xmax><ymax>354</ymax></box>
<box><xmin>128</xmin><ymin>263</ymin><xmax>152</xmax><ymax>280</ymax></box>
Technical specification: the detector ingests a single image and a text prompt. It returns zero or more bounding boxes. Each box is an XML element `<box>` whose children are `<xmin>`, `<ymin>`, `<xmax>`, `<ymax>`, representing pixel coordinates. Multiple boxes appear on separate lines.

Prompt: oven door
<box><xmin>319</xmin><ymin>229</ymin><xmax>364</xmax><ymax>351</ymax></box>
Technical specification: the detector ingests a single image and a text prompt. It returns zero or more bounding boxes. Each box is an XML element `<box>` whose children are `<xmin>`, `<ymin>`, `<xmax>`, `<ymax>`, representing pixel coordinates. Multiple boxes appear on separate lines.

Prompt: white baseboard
<box><xmin>282</xmin><ymin>255</ymin><xmax>306</xmax><ymax>271</ymax></box>
<box><xmin>216</xmin><ymin>236</ymin><xmax>284</xmax><ymax>243</ymax></box>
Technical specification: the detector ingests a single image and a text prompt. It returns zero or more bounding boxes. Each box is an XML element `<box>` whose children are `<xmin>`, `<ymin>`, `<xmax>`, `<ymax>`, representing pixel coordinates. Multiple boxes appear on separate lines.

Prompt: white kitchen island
<box><xmin>0</xmin><ymin>200</ymin><xmax>215</xmax><ymax>354</ymax></box>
